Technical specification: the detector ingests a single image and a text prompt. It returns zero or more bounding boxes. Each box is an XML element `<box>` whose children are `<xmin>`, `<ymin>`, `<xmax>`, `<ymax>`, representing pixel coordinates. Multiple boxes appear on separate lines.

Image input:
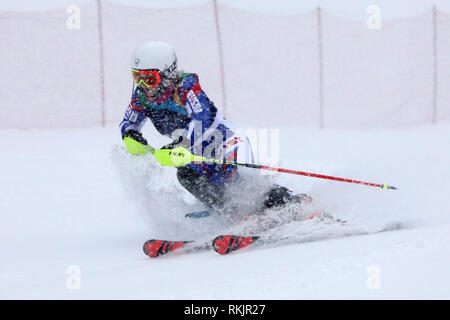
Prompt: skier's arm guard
<box><xmin>154</xmin><ymin>147</ymin><xmax>192</xmax><ymax>167</ymax></box>
<box><xmin>154</xmin><ymin>136</ymin><xmax>192</xmax><ymax>166</ymax></box>
<box><xmin>123</xmin><ymin>130</ymin><xmax>150</xmax><ymax>155</ymax></box>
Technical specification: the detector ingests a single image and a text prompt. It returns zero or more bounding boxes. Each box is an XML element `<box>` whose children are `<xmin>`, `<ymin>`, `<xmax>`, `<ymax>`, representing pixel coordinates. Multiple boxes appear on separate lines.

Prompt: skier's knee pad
<box><xmin>176</xmin><ymin>166</ymin><xmax>198</xmax><ymax>184</ymax></box>
<box><xmin>176</xmin><ymin>166</ymin><xmax>224</xmax><ymax>209</ymax></box>
<box><xmin>176</xmin><ymin>166</ymin><xmax>208</xmax><ymax>187</ymax></box>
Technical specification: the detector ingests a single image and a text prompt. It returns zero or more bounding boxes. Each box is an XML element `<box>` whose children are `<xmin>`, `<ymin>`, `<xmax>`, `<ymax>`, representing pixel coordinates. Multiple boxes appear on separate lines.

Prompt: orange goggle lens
<box><xmin>131</xmin><ymin>69</ymin><xmax>161</xmax><ymax>88</ymax></box>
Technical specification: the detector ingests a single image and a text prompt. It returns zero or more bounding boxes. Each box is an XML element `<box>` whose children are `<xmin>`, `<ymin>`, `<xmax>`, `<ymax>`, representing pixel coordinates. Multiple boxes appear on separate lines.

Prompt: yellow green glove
<box><xmin>123</xmin><ymin>130</ymin><xmax>155</xmax><ymax>155</ymax></box>
<box><xmin>123</xmin><ymin>136</ymin><xmax>153</xmax><ymax>155</ymax></box>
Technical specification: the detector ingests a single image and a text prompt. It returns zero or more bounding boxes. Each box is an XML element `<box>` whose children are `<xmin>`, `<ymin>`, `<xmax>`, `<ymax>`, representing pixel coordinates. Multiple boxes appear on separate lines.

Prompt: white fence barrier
<box><xmin>0</xmin><ymin>1</ymin><xmax>448</xmax><ymax>129</ymax></box>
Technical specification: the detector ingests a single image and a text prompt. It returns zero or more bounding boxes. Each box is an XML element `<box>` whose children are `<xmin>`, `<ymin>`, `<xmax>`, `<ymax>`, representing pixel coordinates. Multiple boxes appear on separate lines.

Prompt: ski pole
<box><xmin>229</xmin><ymin>162</ymin><xmax>397</xmax><ymax>190</ymax></box>
<box><xmin>150</xmin><ymin>146</ymin><xmax>397</xmax><ymax>191</ymax></box>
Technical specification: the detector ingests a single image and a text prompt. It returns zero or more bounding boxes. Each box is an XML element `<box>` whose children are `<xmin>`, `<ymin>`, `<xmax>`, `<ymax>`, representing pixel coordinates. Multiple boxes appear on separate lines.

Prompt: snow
<box><xmin>1</xmin><ymin>123</ymin><xmax>449</xmax><ymax>299</ymax></box>
<box><xmin>1</xmin><ymin>0</ymin><xmax>449</xmax><ymax>302</ymax></box>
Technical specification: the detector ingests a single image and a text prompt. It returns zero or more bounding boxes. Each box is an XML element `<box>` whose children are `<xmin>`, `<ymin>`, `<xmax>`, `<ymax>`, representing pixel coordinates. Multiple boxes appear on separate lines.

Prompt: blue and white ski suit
<box><xmin>120</xmin><ymin>73</ymin><xmax>253</xmax><ymax>186</ymax></box>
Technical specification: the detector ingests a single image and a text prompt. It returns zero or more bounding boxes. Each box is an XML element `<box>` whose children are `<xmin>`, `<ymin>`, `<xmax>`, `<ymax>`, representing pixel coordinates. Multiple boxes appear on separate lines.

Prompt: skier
<box><xmin>120</xmin><ymin>41</ymin><xmax>308</xmax><ymax>215</ymax></box>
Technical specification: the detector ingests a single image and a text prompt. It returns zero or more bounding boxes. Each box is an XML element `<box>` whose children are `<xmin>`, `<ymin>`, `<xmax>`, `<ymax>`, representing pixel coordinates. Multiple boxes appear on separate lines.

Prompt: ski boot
<box><xmin>262</xmin><ymin>184</ymin><xmax>313</xmax><ymax>209</ymax></box>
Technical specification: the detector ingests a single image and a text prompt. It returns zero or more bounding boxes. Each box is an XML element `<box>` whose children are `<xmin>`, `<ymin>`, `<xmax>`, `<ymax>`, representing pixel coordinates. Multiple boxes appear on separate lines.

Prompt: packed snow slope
<box><xmin>1</xmin><ymin>123</ymin><xmax>449</xmax><ymax>299</ymax></box>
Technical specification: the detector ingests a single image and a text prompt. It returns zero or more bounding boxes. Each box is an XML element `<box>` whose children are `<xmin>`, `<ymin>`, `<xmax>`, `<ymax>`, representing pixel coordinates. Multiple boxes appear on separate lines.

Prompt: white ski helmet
<box><xmin>130</xmin><ymin>41</ymin><xmax>177</xmax><ymax>77</ymax></box>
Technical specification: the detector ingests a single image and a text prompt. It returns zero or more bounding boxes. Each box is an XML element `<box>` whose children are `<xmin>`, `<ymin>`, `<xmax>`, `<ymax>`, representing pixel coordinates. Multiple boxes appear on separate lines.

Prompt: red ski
<box><xmin>212</xmin><ymin>235</ymin><xmax>259</xmax><ymax>255</ymax></box>
<box><xmin>143</xmin><ymin>239</ymin><xmax>193</xmax><ymax>258</ymax></box>
<box><xmin>142</xmin><ymin>235</ymin><xmax>259</xmax><ymax>258</ymax></box>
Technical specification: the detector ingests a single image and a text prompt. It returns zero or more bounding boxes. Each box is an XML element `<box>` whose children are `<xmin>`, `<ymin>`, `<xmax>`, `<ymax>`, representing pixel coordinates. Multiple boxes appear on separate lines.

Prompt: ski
<box><xmin>143</xmin><ymin>239</ymin><xmax>192</xmax><ymax>258</ymax></box>
<box><xmin>142</xmin><ymin>235</ymin><xmax>259</xmax><ymax>258</ymax></box>
<box><xmin>185</xmin><ymin>210</ymin><xmax>212</xmax><ymax>219</ymax></box>
<box><xmin>143</xmin><ymin>238</ymin><xmax>213</xmax><ymax>258</ymax></box>
<box><xmin>142</xmin><ymin>213</ymin><xmax>405</xmax><ymax>259</ymax></box>
<box><xmin>212</xmin><ymin>235</ymin><xmax>260</xmax><ymax>255</ymax></box>
<box><xmin>144</xmin><ymin>211</ymin><xmax>345</xmax><ymax>258</ymax></box>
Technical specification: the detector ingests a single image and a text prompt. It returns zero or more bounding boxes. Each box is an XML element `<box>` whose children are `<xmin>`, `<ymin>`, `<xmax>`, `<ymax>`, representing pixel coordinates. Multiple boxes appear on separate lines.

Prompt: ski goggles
<box><xmin>131</xmin><ymin>59</ymin><xmax>178</xmax><ymax>88</ymax></box>
<box><xmin>131</xmin><ymin>69</ymin><xmax>162</xmax><ymax>88</ymax></box>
